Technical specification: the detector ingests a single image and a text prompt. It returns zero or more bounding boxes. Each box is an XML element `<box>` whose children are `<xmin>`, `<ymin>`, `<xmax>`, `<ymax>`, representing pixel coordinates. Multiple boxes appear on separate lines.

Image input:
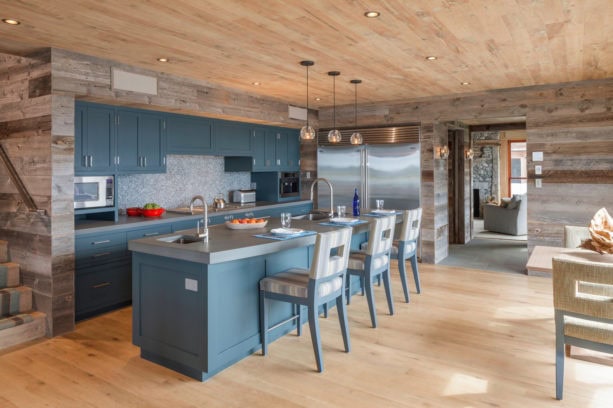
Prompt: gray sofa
<box><xmin>483</xmin><ymin>194</ymin><xmax>527</xmax><ymax>235</ymax></box>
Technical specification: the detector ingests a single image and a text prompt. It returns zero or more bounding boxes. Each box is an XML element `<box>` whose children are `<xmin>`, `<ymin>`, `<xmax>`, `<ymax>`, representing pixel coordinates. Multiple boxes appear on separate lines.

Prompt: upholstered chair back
<box><xmin>563</xmin><ymin>225</ymin><xmax>590</xmax><ymax>249</ymax></box>
<box><xmin>399</xmin><ymin>208</ymin><xmax>422</xmax><ymax>242</ymax></box>
<box><xmin>309</xmin><ymin>228</ymin><xmax>352</xmax><ymax>281</ymax></box>
<box><xmin>365</xmin><ymin>215</ymin><xmax>396</xmax><ymax>256</ymax></box>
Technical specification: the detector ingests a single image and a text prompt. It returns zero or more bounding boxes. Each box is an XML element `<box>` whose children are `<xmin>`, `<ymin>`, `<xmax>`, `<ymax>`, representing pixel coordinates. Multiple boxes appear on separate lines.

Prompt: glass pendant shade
<box><xmin>350</xmin><ymin>131</ymin><xmax>363</xmax><ymax>145</ymax></box>
<box><xmin>299</xmin><ymin>60</ymin><xmax>315</xmax><ymax>141</ymax></box>
<box><xmin>300</xmin><ymin>125</ymin><xmax>316</xmax><ymax>140</ymax></box>
<box><xmin>349</xmin><ymin>79</ymin><xmax>363</xmax><ymax>145</ymax></box>
<box><xmin>328</xmin><ymin>129</ymin><xmax>342</xmax><ymax>143</ymax></box>
<box><xmin>327</xmin><ymin>71</ymin><xmax>341</xmax><ymax>143</ymax></box>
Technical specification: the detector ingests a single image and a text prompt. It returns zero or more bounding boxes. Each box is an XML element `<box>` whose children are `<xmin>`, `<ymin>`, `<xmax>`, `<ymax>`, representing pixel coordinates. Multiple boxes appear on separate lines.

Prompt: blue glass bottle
<box><xmin>352</xmin><ymin>188</ymin><xmax>360</xmax><ymax>216</ymax></box>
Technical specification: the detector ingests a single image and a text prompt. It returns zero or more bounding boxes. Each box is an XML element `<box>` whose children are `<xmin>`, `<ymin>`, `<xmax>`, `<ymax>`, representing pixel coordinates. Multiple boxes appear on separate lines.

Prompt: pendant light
<box><xmin>350</xmin><ymin>79</ymin><xmax>363</xmax><ymax>145</ymax></box>
<box><xmin>299</xmin><ymin>60</ymin><xmax>316</xmax><ymax>141</ymax></box>
<box><xmin>327</xmin><ymin>71</ymin><xmax>342</xmax><ymax>143</ymax></box>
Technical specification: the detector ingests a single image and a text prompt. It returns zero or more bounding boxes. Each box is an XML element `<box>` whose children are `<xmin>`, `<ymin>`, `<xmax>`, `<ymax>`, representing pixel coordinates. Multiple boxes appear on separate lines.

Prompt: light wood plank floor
<box><xmin>1</xmin><ymin>264</ymin><xmax>612</xmax><ymax>407</ymax></box>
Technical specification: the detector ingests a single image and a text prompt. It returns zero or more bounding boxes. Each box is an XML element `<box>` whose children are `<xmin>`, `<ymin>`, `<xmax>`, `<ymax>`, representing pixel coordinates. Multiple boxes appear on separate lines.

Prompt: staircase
<box><xmin>0</xmin><ymin>240</ymin><xmax>46</xmax><ymax>351</ymax></box>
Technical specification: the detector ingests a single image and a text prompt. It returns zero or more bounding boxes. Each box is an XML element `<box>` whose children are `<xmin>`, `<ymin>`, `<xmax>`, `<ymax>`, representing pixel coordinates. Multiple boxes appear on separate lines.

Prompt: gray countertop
<box><xmin>75</xmin><ymin>200</ymin><xmax>311</xmax><ymax>235</ymax></box>
<box><xmin>128</xmin><ymin>216</ymin><xmax>377</xmax><ymax>265</ymax></box>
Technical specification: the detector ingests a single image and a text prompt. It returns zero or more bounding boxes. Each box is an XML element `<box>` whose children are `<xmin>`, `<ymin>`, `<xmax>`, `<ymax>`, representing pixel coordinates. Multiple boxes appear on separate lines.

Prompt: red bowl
<box><xmin>141</xmin><ymin>207</ymin><xmax>165</xmax><ymax>217</ymax></box>
<box><xmin>126</xmin><ymin>207</ymin><xmax>142</xmax><ymax>216</ymax></box>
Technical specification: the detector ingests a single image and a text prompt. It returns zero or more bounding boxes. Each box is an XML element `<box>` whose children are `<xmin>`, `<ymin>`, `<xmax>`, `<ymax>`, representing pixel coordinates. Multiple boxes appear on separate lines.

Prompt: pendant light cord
<box><xmin>306</xmin><ymin>64</ymin><xmax>309</xmax><ymax>127</ymax></box>
<box><xmin>333</xmin><ymin>75</ymin><xmax>336</xmax><ymax>129</ymax></box>
<box><xmin>354</xmin><ymin>82</ymin><xmax>357</xmax><ymax>128</ymax></box>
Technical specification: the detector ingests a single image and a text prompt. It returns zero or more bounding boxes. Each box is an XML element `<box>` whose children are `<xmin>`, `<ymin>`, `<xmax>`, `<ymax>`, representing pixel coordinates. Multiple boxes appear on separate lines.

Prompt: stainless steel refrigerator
<box><xmin>317</xmin><ymin>144</ymin><xmax>420</xmax><ymax>212</ymax></box>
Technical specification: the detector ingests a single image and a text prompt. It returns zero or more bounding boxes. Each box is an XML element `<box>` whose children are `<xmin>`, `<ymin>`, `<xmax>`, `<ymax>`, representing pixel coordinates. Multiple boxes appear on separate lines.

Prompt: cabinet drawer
<box><xmin>76</xmin><ymin>244</ymin><xmax>129</xmax><ymax>270</ymax></box>
<box><xmin>172</xmin><ymin>219</ymin><xmax>198</xmax><ymax>233</ymax></box>
<box><xmin>126</xmin><ymin>224</ymin><xmax>172</xmax><ymax>240</ymax></box>
<box><xmin>76</xmin><ymin>231</ymin><xmax>126</xmax><ymax>252</ymax></box>
<box><xmin>76</xmin><ymin>261</ymin><xmax>131</xmax><ymax>317</ymax></box>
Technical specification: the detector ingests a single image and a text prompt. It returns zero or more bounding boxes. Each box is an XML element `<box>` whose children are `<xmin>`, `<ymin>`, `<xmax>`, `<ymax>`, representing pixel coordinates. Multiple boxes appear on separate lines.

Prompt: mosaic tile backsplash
<box><xmin>117</xmin><ymin>155</ymin><xmax>251</xmax><ymax>209</ymax></box>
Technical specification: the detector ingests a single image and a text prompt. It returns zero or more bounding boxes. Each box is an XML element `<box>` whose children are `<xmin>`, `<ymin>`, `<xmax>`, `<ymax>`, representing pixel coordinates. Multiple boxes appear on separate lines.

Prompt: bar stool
<box><xmin>392</xmin><ymin>208</ymin><xmax>422</xmax><ymax>303</ymax></box>
<box><xmin>259</xmin><ymin>228</ymin><xmax>353</xmax><ymax>372</ymax></box>
<box><xmin>346</xmin><ymin>215</ymin><xmax>396</xmax><ymax>328</ymax></box>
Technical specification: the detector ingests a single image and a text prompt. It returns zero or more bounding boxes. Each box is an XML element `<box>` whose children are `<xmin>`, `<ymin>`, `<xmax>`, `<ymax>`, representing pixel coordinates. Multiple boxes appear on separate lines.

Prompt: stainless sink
<box><xmin>292</xmin><ymin>212</ymin><xmax>330</xmax><ymax>221</ymax></box>
<box><xmin>157</xmin><ymin>234</ymin><xmax>205</xmax><ymax>244</ymax></box>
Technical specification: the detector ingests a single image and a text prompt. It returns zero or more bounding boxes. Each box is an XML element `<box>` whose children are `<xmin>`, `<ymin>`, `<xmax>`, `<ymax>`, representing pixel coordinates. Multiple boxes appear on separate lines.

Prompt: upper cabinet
<box><xmin>75</xmin><ymin>101</ymin><xmax>166</xmax><ymax>175</ymax></box>
<box><xmin>213</xmin><ymin>120</ymin><xmax>252</xmax><ymax>156</ymax></box>
<box><xmin>251</xmin><ymin>127</ymin><xmax>276</xmax><ymax>171</ymax></box>
<box><xmin>116</xmin><ymin>109</ymin><xmax>166</xmax><ymax>174</ymax></box>
<box><xmin>75</xmin><ymin>103</ymin><xmax>116</xmax><ymax>174</ymax></box>
<box><xmin>166</xmin><ymin>114</ymin><xmax>213</xmax><ymax>155</ymax></box>
<box><xmin>76</xmin><ymin>102</ymin><xmax>300</xmax><ymax>174</ymax></box>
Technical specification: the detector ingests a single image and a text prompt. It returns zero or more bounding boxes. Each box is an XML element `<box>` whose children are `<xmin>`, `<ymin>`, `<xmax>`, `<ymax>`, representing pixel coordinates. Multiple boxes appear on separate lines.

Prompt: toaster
<box><xmin>231</xmin><ymin>189</ymin><xmax>256</xmax><ymax>204</ymax></box>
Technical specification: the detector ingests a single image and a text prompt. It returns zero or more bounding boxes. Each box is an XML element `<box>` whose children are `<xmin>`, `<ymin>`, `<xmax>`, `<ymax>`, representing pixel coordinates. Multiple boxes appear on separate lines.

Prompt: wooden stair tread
<box><xmin>0</xmin><ymin>311</ymin><xmax>46</xmax><ymax>351</ymax></box>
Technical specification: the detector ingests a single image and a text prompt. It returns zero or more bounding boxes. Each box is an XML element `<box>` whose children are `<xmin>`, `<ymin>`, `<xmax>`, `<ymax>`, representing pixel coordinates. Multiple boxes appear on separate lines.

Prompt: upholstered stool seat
<box><xmin>347</xmin><ymin>215</ymin><xmax>396</xmax><ymax>328</ymax></box>
<box><xmin>260</xmin><ymin>269</ymin><xmax>344</xmax><ymax>299</ymax></box>
<box><xmin>259</xmin><ymin>228</ymin><xmax>353</xmax><ymax>372</ymax></box>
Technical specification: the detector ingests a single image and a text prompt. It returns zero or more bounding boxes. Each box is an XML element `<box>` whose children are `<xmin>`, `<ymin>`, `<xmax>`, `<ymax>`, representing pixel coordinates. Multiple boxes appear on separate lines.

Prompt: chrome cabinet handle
<box><xmin>91</xmin><ymin>239</ymin><xmax>111</xmax><ymax>245</ymax></box>
<box><xmin>92</xmin><ymin>252</ymin><xmax>112</xmax><ymax>258</ymax></box>
<box><xmin>92</xmin><ymin>282</ymin><xmax>111</xmax><ymax>289</ymax></box>
<box><xmin>143</xmin><ymin>232</ymin><xmax>160</xmax><ymax>237</ymax></box>
<box><xmin>143</xmin><ymin>156</ymin><xmax>147</xmax><ymax>167</ymax></box>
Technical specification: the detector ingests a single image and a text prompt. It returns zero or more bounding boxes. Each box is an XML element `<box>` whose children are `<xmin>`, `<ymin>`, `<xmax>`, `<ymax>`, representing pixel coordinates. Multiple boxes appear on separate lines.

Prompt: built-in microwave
<box><xmin>279</xmin><ymin>172</ymin><xmax>300</xmax><ymax>198</ymax></box>
<box><xmin>74</xmin><ymin>176</ymin><xmax>114</xmax><ymax>209</ymax></box>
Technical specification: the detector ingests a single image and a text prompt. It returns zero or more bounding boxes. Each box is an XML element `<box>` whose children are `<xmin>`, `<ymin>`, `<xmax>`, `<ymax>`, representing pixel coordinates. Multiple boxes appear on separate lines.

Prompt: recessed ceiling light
<box><xmin>252</xmin><ymin>81</ymin><xmax>261</xmax><ymax>86</ymax></box>
<box><xmin>461</xmin><ymin>81</ymin><xmax>471</xmax><ymax>86</ymax></box>
<box><xmin>2</xmin><ymin>18</ymin><xmax>20</xmax><ymax>25</ymax></box>
<box><xmin>364</xmin><ymin>11</ymin><xmax>380</xmax><ymax>18</ymax></box>
<box><xmin>425</xmin><ymin>56</ymin><xmax>437</xmax><ymax>60</ymax></box>
<box><xmin>156</xmin><ymin>57</ymin><xmax>169</xmax><ymax>62</ymax></box>
<box><xmin>315</xmin><ymin>97</ymin><xmax>321</xmax><ymax>101</ymax></box>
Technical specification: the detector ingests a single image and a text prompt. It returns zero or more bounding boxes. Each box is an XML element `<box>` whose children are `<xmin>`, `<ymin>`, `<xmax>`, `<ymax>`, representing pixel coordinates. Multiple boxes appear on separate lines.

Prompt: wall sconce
<box><xmin>465</xmin><ymin>148</ymin><xmax>474</xmax><ymax>160</ymax></box>
<box><xmin>437</xmin><ymin>145</ymin><xmax>450</xmax><ymax>160</ymax></box>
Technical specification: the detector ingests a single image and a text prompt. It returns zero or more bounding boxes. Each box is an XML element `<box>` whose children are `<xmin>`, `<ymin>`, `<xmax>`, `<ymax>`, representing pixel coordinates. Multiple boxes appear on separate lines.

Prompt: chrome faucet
<box><xmin>190</xmin><ymin>195</ymin><xmax>209</xmax><ymax>242</ymax></box>
<box><xmin>309</xmin><ymin>178</ymin><xmax>334</xmax><ymax>217</ymax></box>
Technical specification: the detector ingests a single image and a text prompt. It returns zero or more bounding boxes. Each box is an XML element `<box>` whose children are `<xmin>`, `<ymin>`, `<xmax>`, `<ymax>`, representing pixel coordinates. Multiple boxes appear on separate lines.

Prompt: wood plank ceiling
<box><xmin>0</xmin><ymin>0</ymin><xmax>611</xmax><ymax>108</ymax></box>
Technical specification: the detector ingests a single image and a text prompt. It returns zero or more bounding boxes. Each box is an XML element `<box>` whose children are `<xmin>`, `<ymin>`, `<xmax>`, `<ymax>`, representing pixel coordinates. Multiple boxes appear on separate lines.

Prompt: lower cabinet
<box><xmin>75</xmin><ymin>203</ymin><xmax>312</xmax><ymax>320</ymax></box>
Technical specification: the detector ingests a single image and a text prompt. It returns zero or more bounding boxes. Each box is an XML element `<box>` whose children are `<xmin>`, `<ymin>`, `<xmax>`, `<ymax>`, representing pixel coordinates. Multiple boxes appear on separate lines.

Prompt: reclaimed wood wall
<box><xmin>320</xmin><ymin>77</ymin><xmax>613</xmax><ymax>260</ymax></box>
<box><xmin>0</xmin><ymin>50</ymin><xmax>74</xmax><ymax>336</ymax></box>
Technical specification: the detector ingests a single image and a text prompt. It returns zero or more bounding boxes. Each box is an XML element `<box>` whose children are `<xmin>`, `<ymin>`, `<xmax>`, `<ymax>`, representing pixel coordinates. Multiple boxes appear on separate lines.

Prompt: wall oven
<box><xmin>74</xmin><ymin>176</ymin><xmax>115</xmax><ymax>209</ymax></box>
<box><xmin>279</xmin><ymin>172</ymin><xmax>300</xmax><ymax>198</ymax></box>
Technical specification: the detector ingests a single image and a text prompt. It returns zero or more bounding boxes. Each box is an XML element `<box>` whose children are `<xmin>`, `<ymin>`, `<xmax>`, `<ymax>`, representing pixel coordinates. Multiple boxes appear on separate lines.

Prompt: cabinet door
<box><xmin>274</xmin><ymin>130</ymin><xmax>288</xmax><ymax>169</ymax></box>
<box><xmin>285</xmin><ymin>130</ymin><xmax>300</xmax><ymax>170</ymax></box>
<box><xmin>137</xmin><ymin>111</ymin><xmax>165</xmax><ymax>172</ymax></box>
<box><xmin>76</xmin><ymin>102</ymin><xmax>115</xmax><ymax>174</ymax></box>
<box><xmin>213</xmin><ymin>121</ymin><xmax>252</xmax><ymax>155</ymax></box>
<box><xmin>252</xmin><ymin>128</ymin><xmax>276</xmax><ymax>171</ymax></box>
<box><xmin>116</xmin><ymin>110</ymin><xmax>140</xmax><ymax>171</ymax></box>
<box><xmin>166</xmin><ymin>114</ymin><xmax>213</xmax><ymax>155</ymax></box>
<box><xmin>275</xmin><ymin>129</ymin><xmax>300</xmax><ymax>171</ymax></box>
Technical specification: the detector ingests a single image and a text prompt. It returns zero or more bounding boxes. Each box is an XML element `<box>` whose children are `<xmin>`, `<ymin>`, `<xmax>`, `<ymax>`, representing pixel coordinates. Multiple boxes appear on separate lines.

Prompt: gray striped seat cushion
<box><xmin>0</xmin><ymin>313</ymin><xmax>34</xmax><ymax>330</ymax></box>
<box><xmin>391</xmin><ymin>241</ymin><xmax>417</xmax><ymax>257</ymax></box>
<box><xmin>260</xmin><ymin>268</ymin><xmax>343</xmax><ymax>298</ymax></box>
<box><xmin>0</xmin><ymin>286</ymin><xmax>32</xmax><ymax>318</ymax></box>
<box><xmin>0</xmin><ymin>262</ymin><xmax>20</xmax><ymax>289</ymax></box>
<box><xmin>348</xmin><ymin>252</ymin><xmax>389</xmax><ymax>271</ymax></box>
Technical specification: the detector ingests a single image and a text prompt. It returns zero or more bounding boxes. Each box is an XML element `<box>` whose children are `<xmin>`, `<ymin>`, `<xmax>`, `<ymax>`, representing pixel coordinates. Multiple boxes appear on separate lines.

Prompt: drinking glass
<box><xmin>280</xmin><ymin>212</ymin><xmax>292</xmax><ymax>228</ymax></box>
<box><xmin>376</xmin><ymin>199</ymin><xmax>385</xmax><ymax>210</ymax></box>
<box><xmin>337</xmin><ymin>205</ymin><xmax>346</xmax><ymax>217</ymax></box>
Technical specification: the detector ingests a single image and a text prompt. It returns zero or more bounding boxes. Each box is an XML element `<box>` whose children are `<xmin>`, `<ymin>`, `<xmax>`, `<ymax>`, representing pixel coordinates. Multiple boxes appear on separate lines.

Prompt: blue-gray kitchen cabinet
<box><xmin>213</xmin><ymin>120</ymin><xmax>252</xmax><ymax>156</ymax></box>
<box><xmin>75</xmin><ymin>102</ymin><xmax>116</xmax><ymax>175</ymax></box>
<box><xmin>166</xmin><ymin>113</ymin><xmax>213</xmax><ymax>155</ymax></box>
<box><xmin>116</xmin><ymin>109</ymin><xmax>166</xmax><ymax>174</ymax></box>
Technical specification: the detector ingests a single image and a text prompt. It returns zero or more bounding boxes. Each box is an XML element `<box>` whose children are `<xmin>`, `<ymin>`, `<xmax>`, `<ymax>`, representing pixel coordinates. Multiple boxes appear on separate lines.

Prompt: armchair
<box><xmin>552</xmin><ymin>255</ymin><xmax>613</xmax><ymax>400</ymax></box>
<box><xmin>483</xmin><ymin>194</ymin><xmax>527</xmax><ymax>235</ymax></box>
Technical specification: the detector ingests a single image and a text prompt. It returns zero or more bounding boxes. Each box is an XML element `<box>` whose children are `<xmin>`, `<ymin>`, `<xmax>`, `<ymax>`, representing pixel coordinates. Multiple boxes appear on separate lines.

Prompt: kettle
<box><xmin>213</xmin><ymin>193</ymin><xmax>226</xmax><ymax>209</ymax></box>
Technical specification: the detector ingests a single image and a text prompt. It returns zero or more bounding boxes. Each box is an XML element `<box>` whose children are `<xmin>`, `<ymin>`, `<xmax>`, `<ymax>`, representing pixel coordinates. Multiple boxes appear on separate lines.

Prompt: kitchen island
<box><xmin>128</xmin><ymin>216</ymin><xmax>376</xmax><ymax>381</ymax></box>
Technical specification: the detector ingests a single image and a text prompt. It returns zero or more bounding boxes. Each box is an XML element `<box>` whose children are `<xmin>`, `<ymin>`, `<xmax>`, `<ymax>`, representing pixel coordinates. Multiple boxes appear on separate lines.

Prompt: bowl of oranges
<box><xmin>225</xmin><ymin>217</ymin><xmax>268</xmax><ymax>230</ymax></box>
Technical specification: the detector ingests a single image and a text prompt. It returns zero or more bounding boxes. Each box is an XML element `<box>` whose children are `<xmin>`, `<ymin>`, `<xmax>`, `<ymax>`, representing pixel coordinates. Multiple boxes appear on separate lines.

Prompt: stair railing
<box><xmin>0</xmin><ymin>143</ymin><xmax>45</xmax><ymax>214</ymax></box>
